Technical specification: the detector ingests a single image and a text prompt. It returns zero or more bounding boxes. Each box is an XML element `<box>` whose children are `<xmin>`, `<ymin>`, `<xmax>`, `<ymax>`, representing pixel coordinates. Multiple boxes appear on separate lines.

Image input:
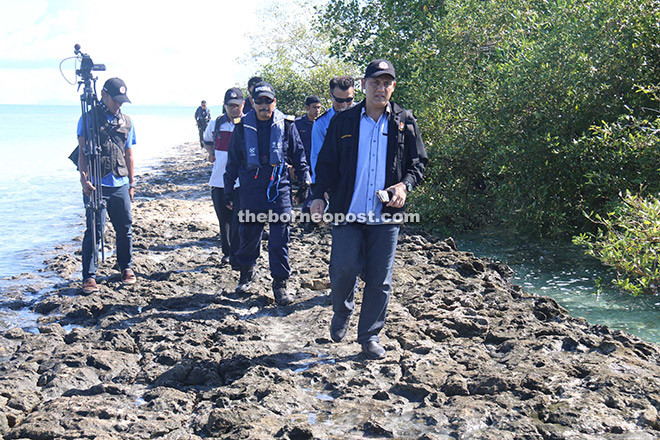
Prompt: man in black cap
<box><xmin>77</xmin><ymin>77</ymin><xmax>137</xmax><ymax>294</ymax></box>
<box><xmin>203</xmin><ymin>87</ymin><xmax>245</xmax><ymax>266</ymax></box>
<box><xmin>242</xmin><ymin>76</ymin><xmax>264</xmax><ymax>115</ymax></box>
<box><xmin>224</xmin><ymin>81</ymin><xmax>311</xmax><ymax>306</ymax></box>
<box><xmin>295</xmin><ymin>95</ymin><xmax>322</xmax><ymax>221</ymax></box>
<box><xmin>194</xmin><ymin>100</ymin><xmax>211</xmax><ymax>148</ymax></box>
<box><xmin>310</xmin><ymin>59</ymin><xmax>428</xmax><ymax>359</ymax></box>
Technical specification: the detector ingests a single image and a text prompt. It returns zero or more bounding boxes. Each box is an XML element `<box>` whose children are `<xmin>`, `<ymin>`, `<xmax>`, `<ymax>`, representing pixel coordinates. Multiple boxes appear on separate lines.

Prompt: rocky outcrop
<box><xmin>1</xmin><ymin>143</ymin><xmax>660</xmax><ymax>439</ymax></box>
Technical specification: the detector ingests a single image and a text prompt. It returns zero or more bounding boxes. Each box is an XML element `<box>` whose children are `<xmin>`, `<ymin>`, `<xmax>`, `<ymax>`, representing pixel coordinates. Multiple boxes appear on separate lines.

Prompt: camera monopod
<box><xmin>68</xmin><ymin>44</ymin><xmax>107</xmax><ymax>267</ymax></box>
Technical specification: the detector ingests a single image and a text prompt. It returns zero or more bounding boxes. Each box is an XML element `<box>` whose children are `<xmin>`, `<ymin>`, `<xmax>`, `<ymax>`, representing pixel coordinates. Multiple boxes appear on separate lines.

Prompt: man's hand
<box><xmin>129</xmin><ymin>186</ymin><xmax>135</xmax><ymax>202</ymax></box>
<box><xmin>385</xmin><ymin>182</ymin><xmax>407</xmax><ymax>209</ymax></box>
<box><xmin>310</xmin><ymin>198</ymin><xmax>325</xmax><ymax>222</ymax></box>
<box><xmin>80</xmin><ymin>172</ymin><xmax>95</xmax><ymax>196</ymax></box>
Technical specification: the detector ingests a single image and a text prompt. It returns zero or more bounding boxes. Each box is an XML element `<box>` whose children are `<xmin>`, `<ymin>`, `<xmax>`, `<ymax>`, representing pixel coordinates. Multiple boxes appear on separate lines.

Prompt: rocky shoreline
<box><xmin>2</xmin><ymin>142</ymin><xmax>660</xmax><ymax>439</ymax></box>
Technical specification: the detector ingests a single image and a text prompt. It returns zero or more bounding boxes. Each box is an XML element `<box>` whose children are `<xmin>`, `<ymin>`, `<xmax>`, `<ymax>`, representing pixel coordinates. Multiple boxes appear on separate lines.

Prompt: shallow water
<box><xmin>0</xmin><ymin>104</ymin><xmax>197</xmax><ymax>331</ymax></box>
<box><xmin>453</xmin><ymin>228</ymin><xmax>660</xmax><ymax>345</ymax></box>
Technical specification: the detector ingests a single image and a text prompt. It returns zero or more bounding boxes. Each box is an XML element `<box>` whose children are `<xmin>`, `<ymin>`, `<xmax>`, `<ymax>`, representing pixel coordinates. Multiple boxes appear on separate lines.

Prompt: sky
<box><xmin>0</xmin><ymin>0</ymin><xmax>267</xmax><ymax>106</ymax></box>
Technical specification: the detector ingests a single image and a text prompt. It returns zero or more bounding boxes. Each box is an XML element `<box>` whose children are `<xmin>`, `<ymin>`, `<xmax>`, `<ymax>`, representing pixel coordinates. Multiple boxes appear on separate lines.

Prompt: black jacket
<box><xmin>312</xmin><ymin>100</ymin><xmax>427</xmax><ymax>216</ymax></box>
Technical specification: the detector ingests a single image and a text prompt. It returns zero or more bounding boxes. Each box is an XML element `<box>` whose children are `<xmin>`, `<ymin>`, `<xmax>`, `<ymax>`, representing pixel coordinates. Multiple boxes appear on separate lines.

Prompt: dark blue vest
<box><xmin>243</xmin><ymin>109</ymin><xmax>285</xmax><ymax>170</ymax></box>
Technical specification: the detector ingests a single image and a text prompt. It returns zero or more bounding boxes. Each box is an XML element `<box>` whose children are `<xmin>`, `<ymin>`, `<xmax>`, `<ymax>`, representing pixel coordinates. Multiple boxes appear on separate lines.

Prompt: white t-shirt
<box><xmin>203</xmin><ymin>117</ymin><xmax>240</xmax><ymax>188</ymax></box>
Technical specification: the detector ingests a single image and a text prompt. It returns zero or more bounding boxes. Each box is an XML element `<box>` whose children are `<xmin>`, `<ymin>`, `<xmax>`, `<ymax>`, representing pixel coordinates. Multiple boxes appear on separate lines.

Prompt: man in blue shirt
<box><xmin>311</xmin><ymin>60</ymin><xmax>427</xmax><ymax>359</ymax></box>
<box><xmin>78</xmin><ymin>77</ymin><xmax>137</xmax><ymax>294</ymax></box>
<box><xmin>310</xmin><ymin>76</ymin><xmax>355</xmax><ymax>184</ymax></box>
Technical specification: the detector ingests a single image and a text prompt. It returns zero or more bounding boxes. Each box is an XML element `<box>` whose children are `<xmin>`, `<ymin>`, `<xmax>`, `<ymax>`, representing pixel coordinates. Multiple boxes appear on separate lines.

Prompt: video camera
<box><xmin>74</xmin><ymin>44</ymin><xmax>105</xmax><ymax>83</ymax></box>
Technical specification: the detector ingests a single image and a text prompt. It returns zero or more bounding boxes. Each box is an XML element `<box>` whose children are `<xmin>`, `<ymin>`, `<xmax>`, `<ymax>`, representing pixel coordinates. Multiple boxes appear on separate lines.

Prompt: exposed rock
<box><xmin>1</xmin><ymin>142</ymin><xmax>660</xmax><ymax>439</ymax></box>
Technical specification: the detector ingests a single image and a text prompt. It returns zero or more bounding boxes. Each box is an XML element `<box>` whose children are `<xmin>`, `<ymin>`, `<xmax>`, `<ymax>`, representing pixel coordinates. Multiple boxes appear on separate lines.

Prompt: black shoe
<box><xmin>330</xmin><ymin>314</ymin><xmax>350</xmax><ymax>342</ymax></box>
<box><xmin>236</xmin><ymin>267</ymin><xmax>255</xmax><ymax>293</ymax></box>
<box><xmin>272</xmin><ymin>278</ymin><xmax>293</xmax><ymax>306</ymax></box>
<box><xmin>303</xmin><ymin>221</ymin><xmax>318</xmax><ymax>233</ymax></box>
<box><xmin>221</xmin><ymin>255</ymin><xmax>230</xmax><ymax>265</ymax></box>
<box><xmin>361</xmin><ymin>341</ymin><xmax>386</xmax><ymax>359</ymax></box>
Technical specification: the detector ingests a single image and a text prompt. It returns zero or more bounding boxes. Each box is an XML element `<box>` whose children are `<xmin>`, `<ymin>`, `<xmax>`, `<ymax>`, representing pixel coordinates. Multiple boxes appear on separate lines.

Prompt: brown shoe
<box><xmin>121</xmin><ymin>268</ymin><xmax>137</xmax><ymax>285</ymax></box>
<box><xmin>82</xmin><ymin>278</ymin><xmax>99</xmax><ymax>294</ymax></box>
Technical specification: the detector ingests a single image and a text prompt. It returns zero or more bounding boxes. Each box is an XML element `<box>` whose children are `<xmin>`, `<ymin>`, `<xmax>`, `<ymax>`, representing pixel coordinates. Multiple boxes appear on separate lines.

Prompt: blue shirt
<box><xmin>77</xmin><ymin>112</ymin><xmax>136</xmax><ymax>187</ymax></box>
<box><xmin>347</xmin><ymin>105</ymin><xmax>390</xmax><ymax>224</ymax></box>
<box><xmin>310</xmin><ymin>107</ymin><xmax>335</xmax><ymax>183</ymax></box>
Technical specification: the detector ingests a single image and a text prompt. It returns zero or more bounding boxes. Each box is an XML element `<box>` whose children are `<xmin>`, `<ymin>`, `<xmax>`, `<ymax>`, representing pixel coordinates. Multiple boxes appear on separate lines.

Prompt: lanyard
<box><xmin>266</xmin><ymin>164</ymin><xmax>286</xmax><ymax>203</ymax></box>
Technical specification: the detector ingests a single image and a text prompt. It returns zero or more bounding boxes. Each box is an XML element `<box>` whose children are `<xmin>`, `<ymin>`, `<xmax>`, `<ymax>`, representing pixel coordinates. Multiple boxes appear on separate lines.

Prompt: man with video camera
<box><xmin>78</xmin><ymin>77</ymin><xmax>137</xmax><ymax>294</ymax></box>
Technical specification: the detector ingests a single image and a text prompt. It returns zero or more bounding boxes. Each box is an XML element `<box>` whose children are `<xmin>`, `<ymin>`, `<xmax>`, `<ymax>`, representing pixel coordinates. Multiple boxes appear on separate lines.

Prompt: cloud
<box><xmin>0</xmin><ymin>0</ymin><xmax>267</xmax><ymax>105</ymax></box>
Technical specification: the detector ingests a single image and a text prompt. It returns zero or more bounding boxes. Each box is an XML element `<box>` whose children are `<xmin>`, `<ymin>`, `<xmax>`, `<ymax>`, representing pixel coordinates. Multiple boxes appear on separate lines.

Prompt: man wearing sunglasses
<box><xmin>310</xmin><ymin>76</ymin><xmax>355</xmax><ymax>186</ymax></box>
<box><xmin>310</xmin><ymin>60</ymin><xmax>428</xmax><ymax>359</ymax></box>
<box><xmin>224</xmin><ymin>81</ymin><xmax>311</xmax><ymax>306</ymax></box>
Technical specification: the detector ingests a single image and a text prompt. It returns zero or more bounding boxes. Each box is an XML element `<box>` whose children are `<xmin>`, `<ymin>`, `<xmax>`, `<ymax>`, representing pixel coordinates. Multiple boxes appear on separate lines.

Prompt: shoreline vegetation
<box><xmin>1</xmin><ymin>142</ymin><xmax>660</xmax><ymax>439</ymax></box>
<box><xmin>251</xmin><ymin>0</ymin><xmax>660</xmax><ymax>298</ymax></box>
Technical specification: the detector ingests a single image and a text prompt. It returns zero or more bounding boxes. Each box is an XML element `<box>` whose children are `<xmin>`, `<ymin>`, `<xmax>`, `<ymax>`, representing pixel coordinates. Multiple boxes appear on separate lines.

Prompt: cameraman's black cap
<box><xmin>305</xmin><ymin>95</ymin><xmax>321</xmax><ymax>106</ymax></box>
<box><xmin>251</xmin><ymin>81</ymin><xmax>275</xmax><ymax>100</ymax></box>
<box><xmin>224</xmin><ymin>87</ymin><xmax>244</xmax><ymax>105</ymax></box>
<box><xmin>103</xmin><ymin>77</ymin><xmax>131</xmax><ymax>103</ymax></box>
<box><xmin>364</xmin><ymin>59</ymin><xmax>396</xmax><ymax>80</ymax></box>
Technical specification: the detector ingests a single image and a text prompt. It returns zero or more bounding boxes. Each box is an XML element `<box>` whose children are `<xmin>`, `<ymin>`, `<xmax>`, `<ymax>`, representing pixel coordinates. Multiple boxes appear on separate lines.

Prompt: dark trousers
<box><xmin>197</xmin><ymin>125</ymin><xmax>206</xmax><ymax>147</ymax></box>
<box><xmin>82</xmin><ymin>184</ymin><xmax>133</xmax><ymax>280</ymax></box>
<box><xmin>329</xmin><ymin>223</ymin><xmax>400</xmax><ymax>344</ymax></box>
<box><xmin>211</xmin><ymin>186</ymin><xmax>240</xmax><ymax>261</ymax></box>
<box><xmin>235</xmin><ymin>219</ymin><xmax>290</xmax><ymax>280</ymax></box>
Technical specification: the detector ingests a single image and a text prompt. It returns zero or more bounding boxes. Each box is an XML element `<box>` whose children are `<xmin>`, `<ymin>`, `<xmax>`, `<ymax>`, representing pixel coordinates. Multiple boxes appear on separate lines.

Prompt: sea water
<box><xmin>454</xmin><ymin>229</ymin><xmax>660</xmax><ymax>345</ymax></box>
<box><xmin>0</xmin><ymin>104</ymin><xmax>198</xmax><ymax>327</ymax></box>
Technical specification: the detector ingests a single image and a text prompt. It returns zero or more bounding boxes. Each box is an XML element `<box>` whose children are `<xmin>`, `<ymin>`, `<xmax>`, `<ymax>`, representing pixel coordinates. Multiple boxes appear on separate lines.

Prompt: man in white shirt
<box><xmin>204</xmin><ymin>87</ymin><xmax>244</xmax><ymax>265</ymax></box>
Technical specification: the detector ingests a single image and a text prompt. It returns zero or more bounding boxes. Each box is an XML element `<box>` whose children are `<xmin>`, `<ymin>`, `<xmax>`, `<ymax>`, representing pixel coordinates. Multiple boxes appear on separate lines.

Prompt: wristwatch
<box><xmin>404</xmin><ymin>181</ymin><xmax>413</xmax><ymax>193</ymax></box>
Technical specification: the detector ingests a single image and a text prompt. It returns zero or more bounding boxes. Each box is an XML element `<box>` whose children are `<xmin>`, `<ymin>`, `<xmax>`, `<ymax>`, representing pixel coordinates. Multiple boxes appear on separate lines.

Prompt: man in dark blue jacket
<box><xmin>224</xmin><ymin>81</ymin><xmax>310</xmax><ymax>306</ymax></box>
<box><xmin>194</xmin><ymin>100</ymin><xmax>211</xmax><ymax>148</ymax></box>
<box><xmin>242</xmin><ymin>76</ymin><xmax>263</xmax><ymax>116</ymax></box>
<box><xmin>310</xmin><ymin>59</ymin><xmax>427</xmax><ymax>359</ymax></box>
<box><xmin>295</xmin><ymin>95</ymin><xmax>322</xmax><ymax>220</ymax></box>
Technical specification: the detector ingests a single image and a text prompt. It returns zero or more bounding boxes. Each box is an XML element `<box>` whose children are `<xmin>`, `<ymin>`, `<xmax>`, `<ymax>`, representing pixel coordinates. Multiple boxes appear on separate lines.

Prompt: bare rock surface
<box><xmin>2</xmin><ymin>143</ymin><xmax>660</xmax><ymax>439</ymax></box>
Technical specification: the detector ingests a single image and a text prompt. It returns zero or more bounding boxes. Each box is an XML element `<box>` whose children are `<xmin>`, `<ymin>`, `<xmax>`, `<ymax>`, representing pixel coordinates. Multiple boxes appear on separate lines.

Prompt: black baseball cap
<box><xmin>251</xmin><ymin>81</ymin><xmax>275</xmax><ymax>100</ymax></box>
<box><xmin>224</xmin><ymin>87</ymin><xmax>244</xmax><ymax>105</ymax></box>
<box><xmin>305</xmin><ymin>95</ymin><xmax>321</xmax><ymax>106</ymax></box>
<box><xmin>364</xmin><ymin>59</ymin><xmax>396</xmax><ymax>80</ymax></box>
<box><xmin>103</xmin><ymin>77</ymin><xmax>131</xmax><ymax>103</ymax></box>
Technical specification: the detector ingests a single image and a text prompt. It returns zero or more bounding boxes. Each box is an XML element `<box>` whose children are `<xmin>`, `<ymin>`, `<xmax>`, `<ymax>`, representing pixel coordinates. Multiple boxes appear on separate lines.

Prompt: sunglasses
<box><xmin>331</xmin><ymin>93</ymin><xmax>354</xmax><ymax>104</ymax></box>
<box><xmin>254</xmin><ymin>97</ymin><xmax>274</xmax><ymax>105</ymax></box>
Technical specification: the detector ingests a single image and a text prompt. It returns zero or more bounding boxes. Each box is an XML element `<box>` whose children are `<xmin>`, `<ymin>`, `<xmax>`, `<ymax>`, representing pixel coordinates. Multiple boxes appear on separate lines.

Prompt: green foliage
<box><xmin>321</xmin><ymin>0</ymin><xmax>660</xmax><ymax>235</ymax></box>
<box><xmin>573</xmin><ymin>191</ymin><xmax>660</xmax><ymax>295</ymax></box>
<box><xmin>243</xmin><ymin>0</ymin><xmax>360</xmax><ymax>116</ymax></box>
